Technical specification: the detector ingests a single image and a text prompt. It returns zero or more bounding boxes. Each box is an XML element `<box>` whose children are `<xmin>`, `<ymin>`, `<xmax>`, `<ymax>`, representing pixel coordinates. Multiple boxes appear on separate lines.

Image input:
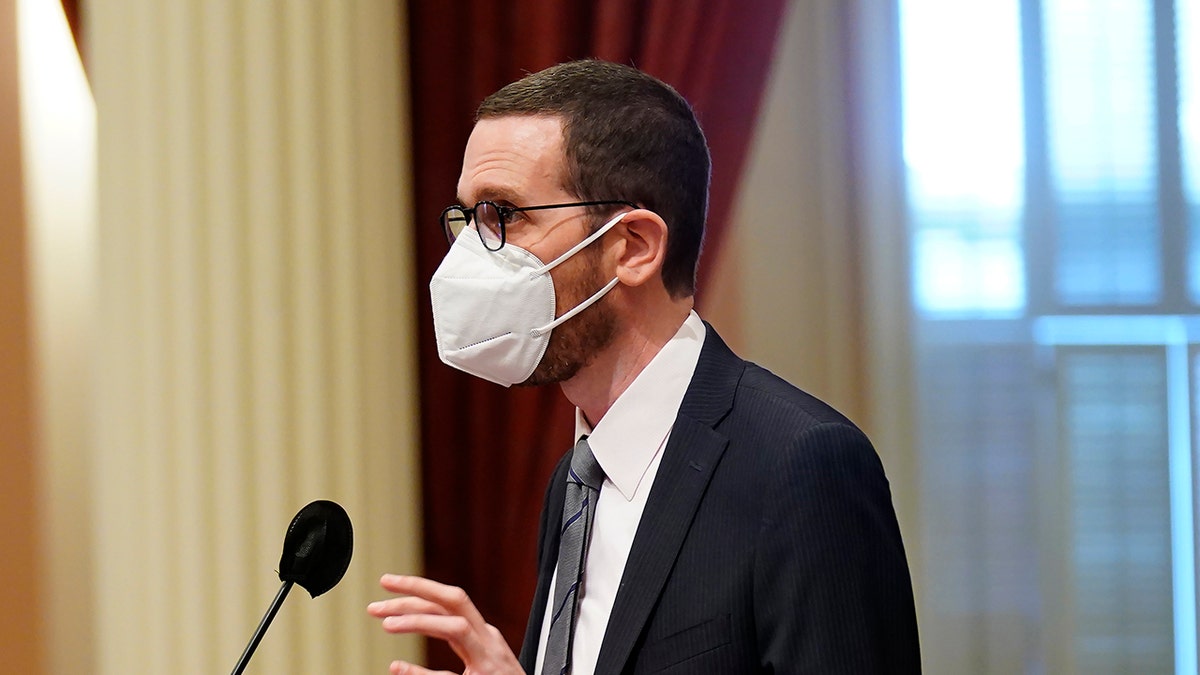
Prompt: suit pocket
<box><xmin>635</xmin><ymin>613</ymin><xmax>732</xmax><ymax>673</ymax></box>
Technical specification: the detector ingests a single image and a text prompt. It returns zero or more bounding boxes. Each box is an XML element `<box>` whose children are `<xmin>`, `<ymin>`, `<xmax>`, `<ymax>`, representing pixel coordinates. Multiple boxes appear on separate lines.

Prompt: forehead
<box><xmin>457</xmin><ymin>115</ymin><xmax>568</xmax><ymax>204</ymax></box>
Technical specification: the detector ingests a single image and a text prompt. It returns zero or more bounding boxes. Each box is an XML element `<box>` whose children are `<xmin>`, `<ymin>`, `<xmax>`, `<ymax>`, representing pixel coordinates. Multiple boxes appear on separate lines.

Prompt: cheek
<box><xmin>550</xmin><ymin>248</ymin><xmax>606</xmax><ymax>309</ymax></box>
<box><xmin>547</xmin><ymin>264</ymin><xmax>579</xmax><ymax>313</ymax></box>
<box><xmin>505</xmin><ymin>228</ymin><xmax>554</xmax><ymax>253</ymax></box>
<box><xmin>507</xmin><ymin>215</ymin><xmax>585</xmax><ymax>255</ymax></box>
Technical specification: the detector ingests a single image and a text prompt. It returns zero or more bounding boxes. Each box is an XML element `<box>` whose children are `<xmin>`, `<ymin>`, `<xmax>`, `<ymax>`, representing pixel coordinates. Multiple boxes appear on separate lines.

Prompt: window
<box><xmin>902</xmin><ymin>0</ymin><xmax>1200</xmax><ymax>672</ymax></box>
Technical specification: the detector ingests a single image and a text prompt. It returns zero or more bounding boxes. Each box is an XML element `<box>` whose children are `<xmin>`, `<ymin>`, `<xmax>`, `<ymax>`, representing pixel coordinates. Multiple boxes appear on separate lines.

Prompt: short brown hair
<box><xmin>477</xmin><ymin>60</ymin><xmax>710</xmax><ymax>298</ymax></box>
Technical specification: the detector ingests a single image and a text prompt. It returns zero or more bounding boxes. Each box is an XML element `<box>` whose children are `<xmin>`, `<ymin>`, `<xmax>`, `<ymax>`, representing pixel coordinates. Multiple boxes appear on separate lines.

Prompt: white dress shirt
<box><xmin>534</xmin><ymin>311</ymin><xmax>706</xmax><ymax>675</ymax></box>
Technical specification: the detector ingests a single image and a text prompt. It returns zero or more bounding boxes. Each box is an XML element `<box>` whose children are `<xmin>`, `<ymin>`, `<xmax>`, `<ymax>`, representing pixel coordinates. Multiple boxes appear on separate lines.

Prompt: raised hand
<box><xmin>368</xmin><ymin>574</ymin><xmax>525</xmax><ymax>675</ymax></box>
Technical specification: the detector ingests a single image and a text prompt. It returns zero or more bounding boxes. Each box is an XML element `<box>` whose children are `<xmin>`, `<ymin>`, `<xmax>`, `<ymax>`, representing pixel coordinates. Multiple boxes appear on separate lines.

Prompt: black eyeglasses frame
<box><xmin>439</xmin><ymin>199</ymin><xmax>638</xmax><ymax>251</ymax></box>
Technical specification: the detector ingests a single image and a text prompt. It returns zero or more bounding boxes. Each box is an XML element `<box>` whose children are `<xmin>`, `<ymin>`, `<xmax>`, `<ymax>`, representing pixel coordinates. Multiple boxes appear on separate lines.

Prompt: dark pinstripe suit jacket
<box><xmin>518</xmin><ymin>325</ymin><xmax>921</xmax><ymax>674</ymax></box>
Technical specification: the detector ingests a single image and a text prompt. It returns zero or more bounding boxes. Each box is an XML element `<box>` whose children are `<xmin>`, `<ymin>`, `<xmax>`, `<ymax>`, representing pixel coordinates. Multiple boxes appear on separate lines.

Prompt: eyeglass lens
<box><xmin>442</xmin><ymin>202</ymin><xmax>504</xmax><ymax>250</ymax></box>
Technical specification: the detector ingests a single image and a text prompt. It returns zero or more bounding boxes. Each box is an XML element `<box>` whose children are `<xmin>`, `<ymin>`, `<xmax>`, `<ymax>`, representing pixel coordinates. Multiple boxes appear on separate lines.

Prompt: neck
<box><xmin>561</xmin><ymin>295</ymin><xmax>694</xmax><ymax>426</ymax></box>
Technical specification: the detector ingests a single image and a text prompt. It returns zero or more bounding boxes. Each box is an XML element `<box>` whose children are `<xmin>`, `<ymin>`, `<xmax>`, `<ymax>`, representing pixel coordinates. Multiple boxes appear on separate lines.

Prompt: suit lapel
<box><xmin>519</xmin><ymin>453</ymin><xmax>571</xmax><ymax>671</ymax></box>
<box><xmin>593</xmin><ymin>324</ymin><xmax>743</xmax><ymax>673</ymax></box>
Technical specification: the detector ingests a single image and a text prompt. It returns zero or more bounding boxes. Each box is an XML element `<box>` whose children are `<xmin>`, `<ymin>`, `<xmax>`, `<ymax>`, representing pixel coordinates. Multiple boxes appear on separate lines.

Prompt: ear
<box><xmin>609</xmin><ymin>209</ymin><xmax>668</xmax><ymax>287</ymax></box>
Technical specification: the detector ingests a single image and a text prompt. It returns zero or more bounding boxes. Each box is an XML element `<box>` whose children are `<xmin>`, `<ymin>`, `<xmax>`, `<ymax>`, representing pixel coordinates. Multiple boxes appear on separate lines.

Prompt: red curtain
<box><xmin>407</xmin><ymin>1</ymin><xmax>786</xmax><ymax>668</ymax></box>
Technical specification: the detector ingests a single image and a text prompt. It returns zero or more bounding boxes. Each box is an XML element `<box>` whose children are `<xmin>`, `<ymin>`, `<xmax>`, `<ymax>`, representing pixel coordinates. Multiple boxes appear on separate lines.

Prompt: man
<box><xmin>368</xmin><ymin>59</ymin><xmax>920</xmax><ymax>674</ymax></box>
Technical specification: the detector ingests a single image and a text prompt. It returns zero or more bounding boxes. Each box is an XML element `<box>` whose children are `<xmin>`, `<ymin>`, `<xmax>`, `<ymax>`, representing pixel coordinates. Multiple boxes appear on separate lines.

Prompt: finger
<box><xmin>379</xmin><ymin>575</ymin><xmax>486</xmax><ymax>626</ymax></box>
<box><xmin>381</xmin><ymin>612</ymin><xmax>475</xmax><ymax>646</ymax></box>
<box><xmin>367</xmin><ymin>596</ymin><xmax>450</xmax><ymax>618</ymax></box>
<box><xmin>388</xmin><ymin>660</ymin><xmax>457</xmax><ymax>675</ymax></box>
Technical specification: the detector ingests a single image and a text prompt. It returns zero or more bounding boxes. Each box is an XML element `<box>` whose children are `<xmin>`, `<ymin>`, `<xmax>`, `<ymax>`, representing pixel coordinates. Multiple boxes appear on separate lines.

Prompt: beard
<box><xmin>518</xmin><ymin>245</ymin><xmax>617</xmax><ymax>387</ymax></box>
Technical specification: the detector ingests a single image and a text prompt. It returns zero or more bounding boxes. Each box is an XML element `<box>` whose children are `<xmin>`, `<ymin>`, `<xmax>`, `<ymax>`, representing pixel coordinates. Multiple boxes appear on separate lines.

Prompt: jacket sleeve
<box><xmin>753</xmin><ymin>422</ymin><xmax>921</xmax><ymax>673</ymax></box>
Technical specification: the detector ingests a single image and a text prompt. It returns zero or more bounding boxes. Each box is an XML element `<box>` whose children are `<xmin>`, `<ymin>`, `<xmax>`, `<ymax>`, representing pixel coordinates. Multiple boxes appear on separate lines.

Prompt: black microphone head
<box><xmin>279</xmin><ymin>500</ymin><xmax>353</xmax><ymax>598</ymax></box>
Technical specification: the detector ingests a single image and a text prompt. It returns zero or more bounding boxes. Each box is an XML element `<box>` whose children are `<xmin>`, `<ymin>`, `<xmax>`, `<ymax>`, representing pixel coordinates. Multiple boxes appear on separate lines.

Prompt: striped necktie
<box><xmin>541</xmin><ymin>436</ymin><xmax>605</xmax><ymax>675</ymax></box>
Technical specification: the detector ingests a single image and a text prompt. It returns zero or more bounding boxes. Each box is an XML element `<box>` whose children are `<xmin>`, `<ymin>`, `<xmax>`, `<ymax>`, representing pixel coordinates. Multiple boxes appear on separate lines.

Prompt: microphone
<box><xmin>231</xmin><ymin>500</ymin><xmax>354</xmax><ymax>675</ymax></box>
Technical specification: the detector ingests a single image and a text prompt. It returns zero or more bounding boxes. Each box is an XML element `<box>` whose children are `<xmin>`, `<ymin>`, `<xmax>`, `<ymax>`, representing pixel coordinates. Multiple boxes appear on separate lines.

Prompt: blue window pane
<box><xmin>901</xmin><ymin>0</ymin><xmax>1025</xmax><ymax>316</ymax></box>
<box><xmin>1061</xmin><ymin>349</ymin><xmax>1174</xmax><ymax>671</ymax></box>
<box><xmin>1044</xmin><ymin>0</ymin><xmax>1160</xmax><ymax>306</ymax></box>
<box><xmin>1181</xmin><ymin>0</ymin><xmax>1200</xmax><ymax>301</ymax></box>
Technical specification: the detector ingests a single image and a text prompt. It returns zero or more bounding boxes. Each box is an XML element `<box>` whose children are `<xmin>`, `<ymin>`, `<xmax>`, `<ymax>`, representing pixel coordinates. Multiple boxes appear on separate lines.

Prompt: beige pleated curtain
<box><xmin>28</xmin><ymin>1</ymin><xmax>425</xmax><ymax>673</ymax></box>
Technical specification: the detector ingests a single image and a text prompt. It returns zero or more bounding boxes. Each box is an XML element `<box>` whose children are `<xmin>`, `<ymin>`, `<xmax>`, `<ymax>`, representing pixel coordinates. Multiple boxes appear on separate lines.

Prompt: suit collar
<box><xmin>593</xmin><ymin>322</ymin><xmax>745</xmax><ymax>672</ymax></box>
<box><xmin>676</xmin><ymin>322</ymin><xmax>742</xmax><ymax>426</ymax></box>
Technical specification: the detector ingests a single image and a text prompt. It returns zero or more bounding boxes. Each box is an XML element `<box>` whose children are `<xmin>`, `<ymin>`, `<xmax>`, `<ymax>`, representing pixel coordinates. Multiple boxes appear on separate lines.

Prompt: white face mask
<box><xmin>429</xmin><ymin>210</ymin><xmax>626</xmax><ymax>387</ymax></box>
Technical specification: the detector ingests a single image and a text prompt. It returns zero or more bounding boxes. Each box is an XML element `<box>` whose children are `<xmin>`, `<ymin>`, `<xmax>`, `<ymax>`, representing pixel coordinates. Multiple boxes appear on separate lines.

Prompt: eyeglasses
<box><xmin>440</xmin><ymin>200</ymin><xmax>637</xmax><ymax>251</ymax></box>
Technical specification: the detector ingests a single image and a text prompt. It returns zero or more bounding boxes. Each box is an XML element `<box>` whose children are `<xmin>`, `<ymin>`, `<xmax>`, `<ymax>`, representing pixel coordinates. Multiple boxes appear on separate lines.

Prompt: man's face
<box><xmin>456</xmin><ymin>115</ymin><xmax>617</xmax><ymax>386</ymax></box>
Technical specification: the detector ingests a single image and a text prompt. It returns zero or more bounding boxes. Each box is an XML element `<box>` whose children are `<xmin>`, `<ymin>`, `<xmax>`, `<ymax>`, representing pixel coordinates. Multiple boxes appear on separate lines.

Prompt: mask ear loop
<box><xmin>531</xmin><ymin>210</ymin><xmax>629</xmax><ymax>277</ymax></box>
<box><xmin>530</xmin><ymin>277</ymin><xmax>620</xmax><ymax>337</ymax></box>
<box><xmin>527</xmin><ymin>209</ymin><xmax>630</xmax><ymax>338</ymax></box>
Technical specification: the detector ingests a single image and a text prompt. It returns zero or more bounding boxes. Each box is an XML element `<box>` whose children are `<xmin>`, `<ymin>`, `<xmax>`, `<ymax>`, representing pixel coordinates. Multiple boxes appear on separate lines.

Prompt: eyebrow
<box><xmin>458</xmin><ymin>186</ymin><xmax>523</xmax><ymax>207</ymax></box>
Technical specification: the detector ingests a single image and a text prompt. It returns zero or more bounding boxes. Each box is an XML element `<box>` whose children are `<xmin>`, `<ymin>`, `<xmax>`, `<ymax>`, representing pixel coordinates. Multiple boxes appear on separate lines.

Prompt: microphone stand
<box><xmin>231</xmin><ymin>580</ymin><xmax>294</xmax><ymax>675</ymax></box>
<box><xmin>228</xmin><ymin>499</ymin><xmax>352</xmax><ymax>674</ymax></box>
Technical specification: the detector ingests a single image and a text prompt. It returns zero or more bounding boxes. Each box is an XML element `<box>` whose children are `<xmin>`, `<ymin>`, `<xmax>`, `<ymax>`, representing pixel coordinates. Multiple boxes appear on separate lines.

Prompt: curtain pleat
<box><xmin>58</xmin><ymin>0</ymin><xmax>81</xmax><ymax>62</ymax></box>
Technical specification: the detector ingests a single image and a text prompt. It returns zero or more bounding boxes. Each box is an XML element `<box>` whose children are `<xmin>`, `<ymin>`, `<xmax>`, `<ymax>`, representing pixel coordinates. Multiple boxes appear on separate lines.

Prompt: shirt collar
<box><xmin>574</xmin><ymin>311</ymin><xmax>706</xmax><ymax>500</ymax></box>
